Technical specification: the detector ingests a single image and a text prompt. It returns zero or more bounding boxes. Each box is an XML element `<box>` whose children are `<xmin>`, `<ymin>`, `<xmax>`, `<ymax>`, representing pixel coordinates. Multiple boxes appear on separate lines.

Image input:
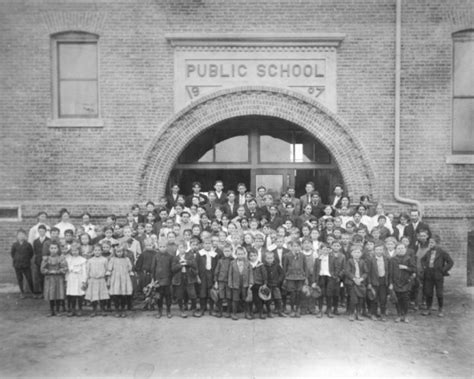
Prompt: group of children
<box><xmin>10</xmin><ymin>181</ymin><xmax>454</xmax><ymax>322</ymax></box>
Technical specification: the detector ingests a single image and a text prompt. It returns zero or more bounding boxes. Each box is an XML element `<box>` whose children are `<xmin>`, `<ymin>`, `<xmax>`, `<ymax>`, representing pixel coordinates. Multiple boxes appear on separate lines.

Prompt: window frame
<box><xmin>451</xmin><ymin>29</ymin><xmax>474</xmax><ymax>156</ymax></box>
<box><xmin>48</xmin><ymin>31</ymin><xmax>103</xmax><ymax>128</ymax></box>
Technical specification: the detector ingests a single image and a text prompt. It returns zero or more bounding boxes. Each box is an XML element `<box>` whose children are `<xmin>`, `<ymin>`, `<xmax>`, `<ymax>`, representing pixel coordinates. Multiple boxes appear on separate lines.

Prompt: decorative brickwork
<box><xmin>138</xmin><ymin>86</ymin><xmax>377</xmax><ymax>202</ymax></box>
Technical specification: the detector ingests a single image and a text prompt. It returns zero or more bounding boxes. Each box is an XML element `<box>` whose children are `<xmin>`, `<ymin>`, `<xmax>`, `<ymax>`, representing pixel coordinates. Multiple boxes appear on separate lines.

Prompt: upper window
<box><xmin>452</xmin><ymin>30</ymin><xmax>474</xmax><ymax>154</ymax></box>
<box><xmin>52</xmin><ymin>32</ymin><xmax>99</xmax><ymax>118</ymax></box>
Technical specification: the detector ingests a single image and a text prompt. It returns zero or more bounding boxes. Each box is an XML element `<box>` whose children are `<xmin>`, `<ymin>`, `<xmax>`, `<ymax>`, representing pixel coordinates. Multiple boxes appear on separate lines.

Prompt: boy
<box><xmin>172</xmin><ymin>241</ymin><xmax>198</xmax><ymax>318</ymax></box>
<box><xmin>312</xmin><ymin>244</ymin><xmax>336</xmax><ymax>318</ymax></box>
<box><xmin>249</xmin><ymin>250</ymin><xmax>268</xmax><ymax>319</ymax></box>
<box><xmin>135</xmin><ymin>238</ymin><xmax>157</xmax><ymax>303</ymax></box>
<box><xmin>151</xmin><ymin>239</ymin><xmax>174</xmax><ymax>318</ymax></box>
<box><xmin>33</xmin><ymin>224</ymin><xmax>50</xmax><ymax>296</ymax></box>
<box><xmin>11</xmin><ymin>229</ymin><xmax>35</xmax><ymax>298</ymax></box>
<box><xmin>372</xmin><ymin>216</ymin><xmax>391</xmax><ymax>241</ymax></box>
<box><xmin>282</xmin><ymin>240</ymin><xmax>308</xmax><ymax>318</ymax></box>
<box><xmin>389</xmin><ymin>243</ymin><xmax>416</xmax><ymax>323</ymax></box>
<box><xmin>301</xmin><ymin>237</ymin><xmax>318</xmax><ymax>315</ymax></box>
<box><xmin>420</xmin><ymin>235</ymin><xmax>454</xmax><ymax>317</ymax></box>
<box><xmin>228</xmin><ymin>246</ymin><xmax>254</xmax><ymax>320</ymax></box>
<box><xmin>263</xmin><ymin>251</ymin><xmax>286</xmax><ymax>317</ymax></box>
<box><xmin>195</xmin><ymin>238</ymin><xmax>218</xmax><ymax>317</ymax></box>
<box><xmin>331</xmin><ymin>240</ymin><xmax>346</xmax><ymax>315</ymax></box>
<box><xmin>345</xmin><ymin>247</ymin><xmax>368</xmax><ymax>321</ymax></box>
<box><xmin>213</xmin><ymin>243</ymin><xmax>234</xmax><ymax>318</ymax></box>
<box><xmin>367</xmin><ymin>242</ymin><xmax>390</xmax><ymax>321</ymax></box>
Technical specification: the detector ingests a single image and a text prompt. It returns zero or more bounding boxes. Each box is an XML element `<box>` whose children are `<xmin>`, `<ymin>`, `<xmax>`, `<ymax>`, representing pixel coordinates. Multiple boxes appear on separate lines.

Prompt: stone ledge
<box><xmin>47</xmin><ymin>118</ymin><xmax>104</xmax><ymax>128</ymax></box>
<box><xmin>446</xmin><ymin>155</ymin><xmax>474</xmax><ymax>165</ymax></box>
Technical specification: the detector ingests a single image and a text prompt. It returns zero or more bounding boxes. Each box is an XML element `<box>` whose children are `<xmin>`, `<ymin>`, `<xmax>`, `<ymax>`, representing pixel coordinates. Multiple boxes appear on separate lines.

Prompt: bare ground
<box><xmin>0</xmin><ymin>286</ymin><xmax>472</xmax><ymax>379</ymax></box>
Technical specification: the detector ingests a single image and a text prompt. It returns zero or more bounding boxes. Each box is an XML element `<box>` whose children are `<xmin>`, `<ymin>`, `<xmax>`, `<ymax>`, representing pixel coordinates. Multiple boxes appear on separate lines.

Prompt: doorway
<box><xmin>166</xmin><ymin>115</ymin><xmax>344</xmax><ymax>203</ymax></box>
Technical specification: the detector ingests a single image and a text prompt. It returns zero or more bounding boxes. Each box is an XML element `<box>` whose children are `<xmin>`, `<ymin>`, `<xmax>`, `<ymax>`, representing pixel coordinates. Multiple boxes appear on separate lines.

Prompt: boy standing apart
<box><xmin>11</xmin><ymin>229</ymin><xmax>36</xmax><ymax>298</ymax></box>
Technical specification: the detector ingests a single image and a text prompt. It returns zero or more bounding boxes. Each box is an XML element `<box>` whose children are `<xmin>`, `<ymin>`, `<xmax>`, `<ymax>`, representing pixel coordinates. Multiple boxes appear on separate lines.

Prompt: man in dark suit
<box><xmin>329</xmin><ymin>184</ymin><xmax>344</xmax><ymax>210</ymax></box>
<box><xmin>223</xmin><ymin>190</ymin><xmax>238</xmax><ymax>219</ymax></box>
<box><xmin>185</xmin><ymin>181</ymin><xmax>208</xmax><ymax>207</ymax></box>
<box><xmin>299</xmin><ymin>181</ymin><xmax>315</xmax><ymax>212</ymax></box>
<box><xmin>213</xmin><ymin>180</ymin><xmax>227</xmax><ymax>206</ymax></box>
<box><xmin>245</xmin><ymin>198</ymin><xmax>264</xmax><ymax>221</ymax></box>
<box><xmin>310</xmin><ymin>191</ymin><xmax>325</xmax><ymax>218</ymax></box>
<box><xmin>403</xmin><ymin>209</ymin><xmax>431</xmax><ymax>250</ymax></box>
<box><xmin>166</xmin><ymin>184</ymin><xmax>181</xmax><ymax>210</ymax></box>
<box><xmin>236</xmin><ymin>183</ymin><xmax>248</xmax><ymax>206</ymax></box>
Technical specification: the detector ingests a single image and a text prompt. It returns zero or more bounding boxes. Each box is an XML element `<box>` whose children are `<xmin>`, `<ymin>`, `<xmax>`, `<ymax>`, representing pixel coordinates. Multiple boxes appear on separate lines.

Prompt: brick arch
<box><xmin>138</xmin><ymin>86</ymin><xmax>377</xmax><ymax>201</ymax></box>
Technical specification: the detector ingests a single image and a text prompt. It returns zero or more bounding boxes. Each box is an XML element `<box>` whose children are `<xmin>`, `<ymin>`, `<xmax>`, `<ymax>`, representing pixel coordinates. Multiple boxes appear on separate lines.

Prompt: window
<box><xmin>49</xmin><ymin>32</ymin><xmax>102</xmax><ymax>126</ymax></box>
<box><xmin>452</xmin><ymin>30</ymin><xmax>474</xmax><ymax>154</ymax></box>
<box><xmin>0</xmin><ymin>206</ymin><xmax>21</xmax><ymax>222</ymax></box>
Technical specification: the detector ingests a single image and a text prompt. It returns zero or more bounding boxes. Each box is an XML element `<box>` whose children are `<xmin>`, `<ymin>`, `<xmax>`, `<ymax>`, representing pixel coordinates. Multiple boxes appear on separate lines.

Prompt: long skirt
<box><xmin>43</xmin><ymin>275</ymin><xmax>65</xmax><ymax>301</ymax></box>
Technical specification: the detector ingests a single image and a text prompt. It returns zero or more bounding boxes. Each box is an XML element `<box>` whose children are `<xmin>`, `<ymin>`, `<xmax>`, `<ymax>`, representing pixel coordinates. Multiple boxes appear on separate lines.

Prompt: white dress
<box><xmin>55</xmin><ymin>221</ymin><xmax>76</xmax><ymax>238</ymax></box>
<box><xmin>66</xmin><ymin>255</ymin><xmax>87</xmax><ymax>296</ymax></box>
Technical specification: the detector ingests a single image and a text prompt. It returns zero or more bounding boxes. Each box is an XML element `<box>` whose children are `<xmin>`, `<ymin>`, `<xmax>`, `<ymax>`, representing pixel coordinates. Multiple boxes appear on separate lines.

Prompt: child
<box><xmin>312</xmin><ymin>244</ymin><xmax>336</xmax><ymax>318</ymax></box>
<box><xmin>367</xmin><ymin>242</ymin><xmax>390</xmax><ymax>321</ymax></box>
<box><xmin>282</xmin><ymin>240</ymin><xmax>308</xmax><ymax>318</ymax></box>
<box><xmin>213</xmin><ymin>243</ymin><xmax>234</xmax><ymax>318</ymax></box>
<box><xmin>345</xmin><ymin>247</ymin><xmax>368</xmax><ymax>321</ymax></box>
<box><xmin>33</xmin><ymin>224</ymin><xmax>50</xmax><ymax>296</ymax></box>
<box><xmin>228</xmin><ymin>246</ymin><xmax>254</xmax><ymax>320</ymax></box>
<box><xmin>135</xmin><ymin>238</ymin><xmax>157</xmax><ymax>300</ymax></box>
<box><xmin>249</xmin><ymin>250</ymin><xmax>268</xmax><ymax>319</ymax></box>
<box><xmin>85</xmin><ymin>244</ymin><xmax>110</xmax><ymax>317</ymax></box>
<box><xmin>65</xmin><ymin>240</ymin><xmax>87</xmax><ymax>316</ymax></box>
<box><xmin>331</xmin><ymin>240</ymin><xmax>346</xmax><ymax>315</ymax></box>
<box><xmin>301</xmin><ymin>237</ymin><xmax>318</xmax><ymax>315</ymax></box>
<box><xmin>389</xmin><ymin>243</ymin><xmax>416</xmax><ymax>322</ymax></box>
<box><xmin>79</xmin><ymin>232</ymin><xmax>93</xmax><ymax>259</ymax></box>
<box><xmin>263</xmin><ymin>251</ymin><xmax>286</xmax><ymax>317</ymax></box>
<box><xmin>107</xmin><ymin>246</ymin><xmax>134</xmax><ymax>318</ymax></box>
<box><xmin>420</xmin><ymin>235</ymin><xmax>454</xmax><ymax>317</ymax></box>
<box><xmin>151</xmin><ymin>239</ymin><xmax>174</xmax><ymax>318</ymax></box>
<box><xmin>195</xmin><ymin>238</ymin><xmax>218</xmax><ymax>317</ymax></box>
<box><xmin>11</xmin><ymin>229</ymin><xmax>35</xmax><ymax>298</ymax></box>
<box><xmin>172</xmin><ymin>241</ymin><xmax>198</xmax><ymax>318</ymax></box>
<box><xmin>41</xmin><ymin>241</ymin><xmax>68</xmax><ymax>316</ymax></box>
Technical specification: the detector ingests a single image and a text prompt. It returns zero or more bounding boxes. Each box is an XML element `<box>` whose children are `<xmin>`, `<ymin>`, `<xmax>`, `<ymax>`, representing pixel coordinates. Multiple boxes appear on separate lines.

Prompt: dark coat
<box><xmin>333</xmin><ymin>252</ymin><xmax>346</xmax><ymax>280</ymax></box>
<box><xmin>283</xmin><ymin>252</ymin><xmax>308</xmax><ymax>280</ymax></box>
<box><xmin>312</xmin><ymin>254</ymin><xmax>337</xmax><ymax>284</ymax></box>
<box><xmin>214</xmin><ymin>256</ymin><xmax>234</xmax><ymax>282</ymax></box>
<box><xmin>367</xmin><ymin>255</ymin><xmax>390</xmax><ymax>286</ymax></box>
<box><xmin>389</xmin><ymin>254</ymin><xmax>416</xmax><ymax>292</ymax></box>
<box><xmin>264</xmin><ymin>261</ymin><xmax>285</xmax><ymax>287</ymax></box>
<box><xmin>135</xmin><ymin>249</ymin><xmax>156</xmax><ymax>273</ymax></box>
<box><xmin>228</xmin><ymin>259</ymin><xmax>254</xmax><ymax>289</ymax></box>
<box><xmin>171</xmin><ymin>251</ymin><xmax>198</xmax><ymax>285</ymax></box>
<box><xmin>33</xmin><ymin>237</ymin><xmax>50</xmax><ymax>266</ymax></box>
<box><xmin>403</xmin><ymin>221</ymin><xmax>431</xmax><ymax>250</ymax></box>
<box><xmin>252</xmin><ymin>262</ymin><xmax>268</xmax><ymax>285</ymax></box>
<box><xmin>420</xmin><ymin>247</ymin><xmax>454</xmax><ymax>280</ymax></box>
<box><xmin>11</xmin><ymin>241</ymin><xmax>33</xmax><ymax>269</ymax></box>
<box><xmin>344</xmin><ymin>258</ymin><xmax>368</xmax><ymax>286</ymax></box>
<box><xmin>270</xmin><ymin>247</ymin><xmax>289</xmax><ymax>267</ymax></box>
<box><xmin>151</xmin><ymin>251</ymin><xmax>173</xmax><ymax>286</ymax></box>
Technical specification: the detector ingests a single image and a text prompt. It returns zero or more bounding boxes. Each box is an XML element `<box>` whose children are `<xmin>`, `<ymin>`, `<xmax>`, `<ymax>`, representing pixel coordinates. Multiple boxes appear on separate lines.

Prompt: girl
<box><xmin>65</xmin><ymin>240</ymin><xmax>87</xmax><ymax>317</ymax></box>
<box><xmin>41</xmin><ymin>241</ymin><xmax>68</xmax><ymax>316</ymax></box>
<box><xmin>85</xmin><ymin>244</ymin><xmax>110</xmax><ymax>317</ymax></box>
<box><xmin>79</xmin><ymin>232</ymin><xmax>93</xmax><ymax>259</ymax></box>
<box><xmin>107</xmin><ymin>246</ymin><xmax>134</xmax><ymax>318</ymax></box>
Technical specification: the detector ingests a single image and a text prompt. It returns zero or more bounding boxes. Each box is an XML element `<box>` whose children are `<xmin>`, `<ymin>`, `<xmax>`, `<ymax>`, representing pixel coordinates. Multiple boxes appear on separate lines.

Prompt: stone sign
<box><xmin>167</xmin><ymin>34</ymin><xmax>345</xmax><ymax>113</ymax></box>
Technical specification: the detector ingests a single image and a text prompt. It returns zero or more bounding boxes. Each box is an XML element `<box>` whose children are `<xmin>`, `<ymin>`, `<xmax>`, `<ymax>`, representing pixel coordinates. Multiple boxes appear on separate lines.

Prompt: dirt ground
<box><xmin>0</xmin><ymin>285</ymin><xmax>472</xmax><ymax>379</ymax></box>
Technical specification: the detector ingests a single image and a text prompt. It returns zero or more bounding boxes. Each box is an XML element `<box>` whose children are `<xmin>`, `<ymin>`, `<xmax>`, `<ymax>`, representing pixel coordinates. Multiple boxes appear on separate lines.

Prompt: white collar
<box><xmin>199</xmin><ymin>249</ymin><xmax>217</xmax><ymax>258</ymax></box>
<box><xmin>250</xmin><ymin>260</ymin><xmax>262</xmax><ymax>268</ymax></box>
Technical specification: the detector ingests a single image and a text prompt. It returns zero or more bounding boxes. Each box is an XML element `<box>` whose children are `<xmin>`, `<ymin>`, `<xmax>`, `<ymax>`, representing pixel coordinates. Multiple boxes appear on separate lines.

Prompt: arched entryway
<box><xmin>137</xmin><ymin>86</ymin><xmax>376</xmax><ymax>202</ymax></box>
<box><xmin>167</xmin><ymin>115</ymin><xmax>343</xmax><ymax>203</ymax></box>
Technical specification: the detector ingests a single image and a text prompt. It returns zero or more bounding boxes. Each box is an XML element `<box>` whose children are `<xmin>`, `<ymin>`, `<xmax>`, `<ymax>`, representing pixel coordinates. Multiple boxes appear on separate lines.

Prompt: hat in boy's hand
<box><xmin>367</xmin><ymin>287</ymin><xmax>376</xmax><ymax>301</ymax></box>
<box><xmin>245</xmin><ymin>287</ymin><xmax>253</xmax><ymax>303</ymax></box>
<box><xmin>310</xmin><ymin>285</ymin><xmax>322</xmax><ymax>299</ymax></box>
<box><xmin>301</xmin><ymin>284</ymin><xmax>311</xmax><ymax>297</ymax></box>
<box><xmin>258</xmin><ymin>285</ymin><xmax>271</xmax><ymax>301</ymax></box>
<box><xmin>210</xmin><ymin>287</ymin><xmax>219</xmax><ymax>303</ymax></box>
<box><xmin>389</xmin><ymin>289</ymin><xmax>398</xmax><ymax>304</ymax></box>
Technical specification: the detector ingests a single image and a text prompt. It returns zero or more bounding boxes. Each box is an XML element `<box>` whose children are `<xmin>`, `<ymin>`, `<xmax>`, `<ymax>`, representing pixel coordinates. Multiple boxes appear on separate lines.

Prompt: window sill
<box><xmin>47</xmin><ymin>118</ymin><xmax>104</xmax><ymax>128</ymax></box>
<box><xmin>445</xmin><ymin>155</ymin><xmax>474</xmax><ymax>164</ymax></box>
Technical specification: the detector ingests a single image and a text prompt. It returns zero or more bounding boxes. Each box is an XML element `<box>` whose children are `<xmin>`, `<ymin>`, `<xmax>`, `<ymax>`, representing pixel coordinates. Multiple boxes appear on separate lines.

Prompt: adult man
<box><xmin>28</xmin><ymin>211</ymin><xmax>50</xmax><ymax>245</ymax></box>
<box><xmin>329</xmin><ymin>185</ymin><xmax>344</xmax><ymax>210</ymax></box>
<box><xmin>255</xmin><ymin>186</ymin><xmax>267</xmax><ymax>208</ymax></box>
<box><xmin>185</xmin><ymin>181</ymin><xmax>208</xmax><ymax>207</ymax></box>
<box><xmin>299</xmin><ymin>182</ymin><xmax>315</xmax><ymax>211</ymax></box>
<box><xmin>236</xmin><ymin>183</ymin><xmax>248</xmax><ymax>206</ymax></box>
<box><xmin>403</xmin><ymin>209</ymin><xmax>431</xmax><ymax>250</ymax></box>
<box><xmin>213</xmin><ymin>180</ymin><xmax>227</xmax><ymax>206</ymax></box>
<box><xmin>287</xmin><ymin>187</ymin><xmax>301</xmax><ymax>215</ymax></box>
<box><xmin>246</xmin><ymin>198</ymin><xmax>264</xmax><ymax>221</ymax></box>
<box><xmin>223</xmin><ymin>190</ymin><xmax>238</xmax><ymax>219</ymax></box>
<box><xmin>310</xmin><ymin>191</ymin><xmax>325</xmax><ymax>218</ymax></box>
<box><xmin>166</xmin><ymin>184</ymin><xmax>181</xmax><ymax>210</ymax></box>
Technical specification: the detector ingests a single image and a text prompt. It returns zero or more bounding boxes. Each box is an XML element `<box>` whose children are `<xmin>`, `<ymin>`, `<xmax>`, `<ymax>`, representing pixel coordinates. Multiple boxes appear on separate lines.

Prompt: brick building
<box><xmin>1</xmin><ymin>0</ymin><xmax>473</xmax><ymax>285</ymax></box>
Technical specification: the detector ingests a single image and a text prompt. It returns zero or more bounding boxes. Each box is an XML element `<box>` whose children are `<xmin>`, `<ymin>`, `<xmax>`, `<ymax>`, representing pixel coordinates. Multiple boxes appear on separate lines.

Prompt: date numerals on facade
<box><xmin>290</xmin><ymin>85</ymin><xmax>325</xmax><ymax>99</ymax></box>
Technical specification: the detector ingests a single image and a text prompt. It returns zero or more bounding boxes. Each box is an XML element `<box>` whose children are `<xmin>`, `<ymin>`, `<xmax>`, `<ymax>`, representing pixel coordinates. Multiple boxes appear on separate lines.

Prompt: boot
<box><xmin>232</xmin><ymin>301</ymin><xmax>239</xmax><ymax>321</ymax></box>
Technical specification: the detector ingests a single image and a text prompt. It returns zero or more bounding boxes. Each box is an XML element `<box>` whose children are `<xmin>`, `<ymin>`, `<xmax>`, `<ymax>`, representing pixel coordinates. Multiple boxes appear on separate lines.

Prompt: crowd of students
<box><xmin>10</xmin><ymin>180</ymin><xmax>454</xmax><ymax>322</ymax></box>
